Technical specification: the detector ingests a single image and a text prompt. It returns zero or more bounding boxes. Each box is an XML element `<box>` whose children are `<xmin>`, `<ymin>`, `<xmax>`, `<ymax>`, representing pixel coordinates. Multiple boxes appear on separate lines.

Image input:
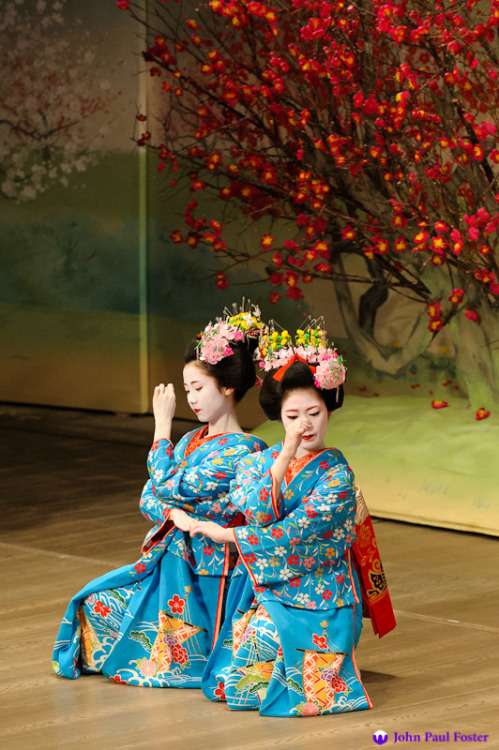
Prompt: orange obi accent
<box><xmin>351</xmin><ymin>486</ymin><xmax>396</xmax><ymax>638</ymax></box>
<box><xmin>273</xmin><ymin>354</ymin><xmax>316</xmax><ymax>382</ymax></box>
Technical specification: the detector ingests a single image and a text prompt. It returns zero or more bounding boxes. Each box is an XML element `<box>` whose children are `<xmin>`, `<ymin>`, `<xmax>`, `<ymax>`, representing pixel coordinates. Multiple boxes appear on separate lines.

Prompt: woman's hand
<box><xmin>169</xmin><ymin>508</ymin><xmax>194</xmax><ymax>532</ymax></box>
<box><xmin>153</xmin><ymin>383</ymin><xmax>176</xmax><ymax>442</ymax></box>
<box><xmin>282</xmin><ymin>416</ymin><xmax>312</xmax><ymax>458</ymax></box>
<box><xmin>269</xmin><ymin>416</ymin><xmax>312</xmax><ymax>499</ymax></box>
<box><xmin>190</xmin><ymin>520</ymin><xmax>235</xmax><ymax>544</ymax></box>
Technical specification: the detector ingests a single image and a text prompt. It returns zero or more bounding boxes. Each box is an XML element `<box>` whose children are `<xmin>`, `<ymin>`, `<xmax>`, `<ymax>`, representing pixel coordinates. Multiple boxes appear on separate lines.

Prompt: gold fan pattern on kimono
<box><xmin>302</xmin><ymin>650</ymin><xmax>346</xmax><ymax>709</ymax></box>
<box><xmin>232</xmin><ymin>605</ymin><xmax>278</xmax><ymax>700</ymax></box>
<box><xmin>77</xmin><ymin>606</ymin><xmax>102</xmax><ymax>669</ymax></box>
<box><xmin>149</xmin><ymin>610</ymin><xmax>202</xmax><ymax>674</ymax></box>
<box><xmin>231</xmin><ymin>608</ymin><xmax>257</xmax><ymax>657</ymax></box>
<box><xmin>234</xmin><ymin>659</ymin><xmax>275</xmax><ymax>701</ymax></box>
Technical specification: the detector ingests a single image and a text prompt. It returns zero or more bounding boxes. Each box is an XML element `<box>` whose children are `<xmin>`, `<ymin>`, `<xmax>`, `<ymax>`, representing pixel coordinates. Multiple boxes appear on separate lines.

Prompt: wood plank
<box><xmin>1</xmin><ymin>408</ymin><xmax>498</xmax><ymax>750</ymax></box>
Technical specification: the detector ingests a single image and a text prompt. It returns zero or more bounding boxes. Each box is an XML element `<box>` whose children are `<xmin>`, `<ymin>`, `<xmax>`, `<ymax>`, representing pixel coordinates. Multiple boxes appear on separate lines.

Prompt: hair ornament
<box><xmin>259</xmin><ymin>317</ymin><xmax>346</xmax><ymax>390</ymax></box>
<box><xmin>196</xmin><ymin>300</ymin><xmax>264</xmax><ymax>365</ymax></box>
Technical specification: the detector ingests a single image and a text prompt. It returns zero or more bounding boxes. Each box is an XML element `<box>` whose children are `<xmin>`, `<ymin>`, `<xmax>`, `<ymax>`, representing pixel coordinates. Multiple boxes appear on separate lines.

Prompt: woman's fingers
<box><xmin>189</xmin><ymin>522</ymin><xmax>206</xmax><ymax>538</ymax></box>
<box><xmin>152</xmin><ymin>383</ymin><xmax>176</xmax><ymax>421</ymax></box>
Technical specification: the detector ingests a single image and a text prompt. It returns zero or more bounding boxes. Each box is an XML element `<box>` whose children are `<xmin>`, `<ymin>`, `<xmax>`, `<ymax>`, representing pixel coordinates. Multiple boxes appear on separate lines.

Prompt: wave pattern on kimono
<box><xmin>202</xmin><ymin>444</ymin><xmax>373</xmax><ymax>716</ymax></box>
<box><xmin>52</xmin><ymin>428</ymin><xmax>266</xmax><ymax>688</ymax></box>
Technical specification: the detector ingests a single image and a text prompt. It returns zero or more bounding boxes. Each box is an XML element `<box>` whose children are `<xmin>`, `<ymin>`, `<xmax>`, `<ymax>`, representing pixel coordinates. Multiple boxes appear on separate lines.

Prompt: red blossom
<box><xmin>427</xmin><ymin>302</ymin><xmax>442</xmax><ymax>319</ymax></box>
<box><xmin>449</xmin><ymin>288</ymin><xmax>464</xmax><ymax>306</ymax></box>
<box><xmin>428</xmin><ymin>318</ymin><xmax>444</xmax><ymax>333</ymax></box>
<box><xmin>137</xmin><ymin>131</ymin><xmax>151</xmax><ymax>146</ymax></box>
<box><xmin>430</xmin><ymin>254</ymin><xmax>445</xmax><ymax>267</ymax></box>
<box><xmin>464</xmin><ymin>308</ymin><xmax>479</xmax><ymax>322</ymax></box>
<box><xmin>475</xmin><ymin>408</ymin><xmax>491</xmax><ymax>420</ymax></box>
<box><xmin>170</xmin><ymin>230</ymin><xmax>183</xmax><ymax>244</ymax></box>
<box><xmin>260</xmin><ymin>234</ymin><xmax>274</xmax><ymax>250</ymax></box>
<box><xmin>431</xmin><ymin>400</ymin><xmax>449</xmax><ymax>409</ymax></box>
<box><xmin>216</xmin><ymin>272</ymin><xmax>229</xmax><ymax>289</ymax></box>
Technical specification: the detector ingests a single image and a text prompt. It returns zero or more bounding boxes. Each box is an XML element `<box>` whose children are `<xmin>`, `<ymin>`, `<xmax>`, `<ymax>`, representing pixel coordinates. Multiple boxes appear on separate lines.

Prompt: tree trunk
<box><xmin>331</xmin><ymin>258</ymin><xmax>434</xmax><ymax>377</ymax></box>
<box><xmin>332</xmin><ymin>256</ymin><xmax>499</xmax><ymax>410</ymax></box>
<box><xmin>448</xmin><ymin>301</ymin><xmax>499</xmax><ymax>411</ymax></box>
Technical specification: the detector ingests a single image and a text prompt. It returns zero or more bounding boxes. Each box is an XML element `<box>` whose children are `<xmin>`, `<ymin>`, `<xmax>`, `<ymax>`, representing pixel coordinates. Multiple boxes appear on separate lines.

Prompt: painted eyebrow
<box><xmin>184</xmin><ymin>379</ymin><xmax>202</xmax><ymax>386</ymax></box>
<box><xmin>284</xmin><ymin>405</ymin><xmax>320</xmax><ymax>413</ymax></box>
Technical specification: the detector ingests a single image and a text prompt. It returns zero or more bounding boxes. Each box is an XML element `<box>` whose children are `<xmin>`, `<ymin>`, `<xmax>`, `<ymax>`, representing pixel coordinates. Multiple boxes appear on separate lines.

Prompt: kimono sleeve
<box><xmin>147</xmin><ymin>437</ymin><xmax>259</xmax><ymax>510</ymax></box>
<box><xmin>234</xmin><ymin>463</ymin><xmax>356</xmax><ymax>586</ymax></box>
<box><xmin>139</xmin><ymin>478</ymin><xmax>170</xmax><ymax>527</ymax></box>
<box><xmin>230</xmin><ymin>447</ymin><xmax>283</xmax><ymax>524</ymax></box>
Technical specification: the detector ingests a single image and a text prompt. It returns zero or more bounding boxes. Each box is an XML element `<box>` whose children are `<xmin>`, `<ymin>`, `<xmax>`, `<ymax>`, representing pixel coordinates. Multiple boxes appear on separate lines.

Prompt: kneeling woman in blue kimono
<box><xmin>193</xmin><ymin>324</ymin><xmax>393</xmax><ymax>716</ymax></box>
<box><xmin>52</xmin><ymin>308</ymin><xmax>267</xmax><ymax>687</ymax></box>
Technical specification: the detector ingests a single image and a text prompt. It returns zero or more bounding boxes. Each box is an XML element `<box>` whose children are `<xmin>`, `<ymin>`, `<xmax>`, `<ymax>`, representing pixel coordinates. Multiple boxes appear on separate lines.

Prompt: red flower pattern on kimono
<box><xmin>93</xmin><ymin>600</ymin><xmax>111</xmax><ymax>617</ymax></box>
<box><xmin>168</xmin><ymin>594</ymin><xmax>185</xmax><ymax>615</ymax></box>
<box><xmin>312</xmin><ymin>633</ymin><xmax>328</xmax><ymax>650</ymax></box>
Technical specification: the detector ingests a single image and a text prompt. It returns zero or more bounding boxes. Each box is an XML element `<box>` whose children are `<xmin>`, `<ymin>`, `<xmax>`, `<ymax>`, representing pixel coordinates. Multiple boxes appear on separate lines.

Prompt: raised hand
<box><xmin>269</xmin><ymin>416</ymin><xmax>312</xmax><ymax>499</ymax></box>
<box><xmin>153</xmin><ymin>383</ymin><xmax>176</xmax><ymax>442</ymax></box>
<box><xmin>282</xmin><ymin>416</ymin><xmax>312</xmax><ymax>458</ymax></box>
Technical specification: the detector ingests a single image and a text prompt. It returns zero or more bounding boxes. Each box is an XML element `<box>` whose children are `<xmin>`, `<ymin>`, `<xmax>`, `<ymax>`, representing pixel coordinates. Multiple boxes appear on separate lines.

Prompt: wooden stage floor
<box><xmin>1</xmin><ymin>405</ymin><xmax>498</xmax><ymax>750</ymax></box>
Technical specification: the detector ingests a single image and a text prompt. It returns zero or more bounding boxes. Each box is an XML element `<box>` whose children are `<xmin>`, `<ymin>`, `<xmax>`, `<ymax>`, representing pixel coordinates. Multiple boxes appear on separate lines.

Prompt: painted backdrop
<box><xmin>1</xmin><ymin>0</ymin><xmax>497</xmax><ymax>535</ymax></box>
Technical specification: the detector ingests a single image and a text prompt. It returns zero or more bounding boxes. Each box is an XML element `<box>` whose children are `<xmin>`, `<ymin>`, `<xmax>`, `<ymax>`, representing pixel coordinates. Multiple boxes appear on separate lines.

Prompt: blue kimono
<box><xmin>52</xmin><ymin>428</ymin><xmax>266</xmax><ymax>687</ymax></box>
<box><xmin>202</xmin><ymin>443</ymin><xmax>373</xmax><ymax>716</ymax></box>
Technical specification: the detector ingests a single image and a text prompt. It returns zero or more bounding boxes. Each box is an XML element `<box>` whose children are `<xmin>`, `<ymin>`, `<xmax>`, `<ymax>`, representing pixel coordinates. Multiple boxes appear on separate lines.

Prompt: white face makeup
<box><xmin>281</xmin><ymin>388</ymin><xmax>329</xmax><ymax>455</ymax></box>
<box><xmin>183</xmin><ymin>361</ymin><xmax>233</xmax><ymax>426</ymax></box>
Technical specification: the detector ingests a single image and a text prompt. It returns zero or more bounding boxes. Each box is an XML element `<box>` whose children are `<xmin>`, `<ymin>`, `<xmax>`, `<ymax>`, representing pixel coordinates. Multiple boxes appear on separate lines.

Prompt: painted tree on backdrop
<box><xmin>1</xmin><ymin>0</ymin><xmax>117</xmax><ymax>201</ymax></box>
<box><xmin>119</xmin><ymin>0</ymin><xmax>499</xmax><ymax>413</ymax></box>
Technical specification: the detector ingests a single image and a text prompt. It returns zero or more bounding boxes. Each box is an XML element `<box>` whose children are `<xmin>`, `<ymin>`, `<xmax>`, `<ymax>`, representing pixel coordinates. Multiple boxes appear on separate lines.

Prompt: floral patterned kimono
<box><xmin>202</xmin><ymin>442</ymin><xmax>394</xmax><ymax>717</ymax></box>
<box><xmin>52</xmin><ymin>427</ymin><xmax>266</xmax><ymax>688</ymax></box>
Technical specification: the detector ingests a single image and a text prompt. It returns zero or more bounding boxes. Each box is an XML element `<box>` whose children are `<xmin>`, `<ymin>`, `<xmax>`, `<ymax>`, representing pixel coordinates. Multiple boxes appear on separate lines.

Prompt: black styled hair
<box><xmin>259</xmin><ymin>360</ymin><xmax>344</xmax><ymax>421</ymax></box>
<box><xmin>184</xmin><ymin>338</ymin><xmax>257</xmax><ymax>403</ymax></box>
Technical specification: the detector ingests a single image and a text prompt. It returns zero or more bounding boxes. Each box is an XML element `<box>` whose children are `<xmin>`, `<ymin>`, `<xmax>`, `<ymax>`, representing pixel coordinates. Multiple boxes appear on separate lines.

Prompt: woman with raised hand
<box><xmin>52</xmin><ymin>305</ymin><xmax>267</xmax><ymax>687</ymax></box>
<box><xmin>193</xmin><ymin>321</ymin><xmax>395</xmax><ymax>717</ymax></box>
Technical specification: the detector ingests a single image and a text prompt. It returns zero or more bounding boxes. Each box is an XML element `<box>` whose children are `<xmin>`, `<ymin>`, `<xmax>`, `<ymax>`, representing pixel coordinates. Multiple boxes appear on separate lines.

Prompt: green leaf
<box><xmin>286</xmin><ymin>677</ymin><xmax>302</xmax><ymax>694</ymax></box>
<box><xmin>108</xmin><ymin>589</ymin><xmax>127</xmax><ymax>605</ymax></box>
<box><xmin>130</xmin><ymin>630</ymin><xmax>152</xmax><ymax>651</ymax></box>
